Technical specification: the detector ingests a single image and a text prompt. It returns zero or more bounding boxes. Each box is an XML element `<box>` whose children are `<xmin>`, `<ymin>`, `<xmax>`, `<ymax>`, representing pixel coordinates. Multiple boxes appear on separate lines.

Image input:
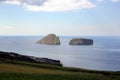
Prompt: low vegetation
<box><xmin>0</xmin><ymin>61</ymin><xmax>120</xmax><ymax>80</ymax></box>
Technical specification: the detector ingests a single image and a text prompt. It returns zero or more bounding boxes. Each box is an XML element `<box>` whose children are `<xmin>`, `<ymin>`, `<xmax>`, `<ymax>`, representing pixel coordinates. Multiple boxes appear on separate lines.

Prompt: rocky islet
<box><xmin>69</xmin><ymin>38</ymin><xmax>93</xmax><ymax>45</ymax></box>
<box><xmin>37</xmin><ymin>34</ymin><xmax>60</xmax><ymax>45</ymax></box>
<box><xmin>37</xmin><ymin>34</ymin><xmax>93</xmax><ymax>45</ymax></box>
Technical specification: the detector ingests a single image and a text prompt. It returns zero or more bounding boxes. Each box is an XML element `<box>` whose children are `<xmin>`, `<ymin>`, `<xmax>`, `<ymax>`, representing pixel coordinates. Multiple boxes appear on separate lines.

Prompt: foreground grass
<box><xmin>1</xmin><ymin>72</ymin><xmax>120</xmax><ymax>80</ymax></box>
<box><xmin>0</xmin><ymin>62</ymin><xmax>120</xmax><ymax>80</ymax></box>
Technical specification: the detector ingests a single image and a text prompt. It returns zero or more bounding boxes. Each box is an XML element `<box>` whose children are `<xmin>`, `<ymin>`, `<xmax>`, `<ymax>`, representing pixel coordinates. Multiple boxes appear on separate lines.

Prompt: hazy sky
<box><xmin>0</xmin><ymin>0</ymin><xmax>120</xmax><ymax>36</ymax></box>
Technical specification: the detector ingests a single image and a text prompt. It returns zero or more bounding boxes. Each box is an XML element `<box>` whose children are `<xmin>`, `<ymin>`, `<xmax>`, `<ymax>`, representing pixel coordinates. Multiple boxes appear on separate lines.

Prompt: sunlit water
<box><xmin>0</xmin><ymin>36</ymin><xmax>120</xmax><ymax>71</ymax></box>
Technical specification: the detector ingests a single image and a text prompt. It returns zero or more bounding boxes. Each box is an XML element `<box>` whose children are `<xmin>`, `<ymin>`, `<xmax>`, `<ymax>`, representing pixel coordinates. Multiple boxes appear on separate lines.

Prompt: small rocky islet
<box><xmin>37</xmin><ymin>34</ymin><xmax>60</xmax><ymax>45</ymax></box>
<box><xmin>69</xmin><ymin>38</ymin><xmax>93</xmax><ymax>45</ymax></box>
<box><xmin>37</xmin><ymin>33</ymin><xmax>93</xmax><ymax>45</ymax></box>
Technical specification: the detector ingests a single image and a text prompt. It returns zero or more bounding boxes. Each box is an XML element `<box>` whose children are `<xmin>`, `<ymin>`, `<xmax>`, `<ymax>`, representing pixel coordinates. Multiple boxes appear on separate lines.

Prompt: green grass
<box><xmin>0</xmin><ymin>72</ymin><xmax>118</xmax><ymax>80</ymax></box>
<box><xmin>0</xmin><ymin>61</ymin><xmax>120</xmax><ymax>80</ymax></box>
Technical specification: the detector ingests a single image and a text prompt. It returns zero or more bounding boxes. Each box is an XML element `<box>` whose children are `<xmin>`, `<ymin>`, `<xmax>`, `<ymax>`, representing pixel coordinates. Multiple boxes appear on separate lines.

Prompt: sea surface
<box><xmin>0</xmin><ymin>36</ymin><xmax>120</xmax><ymax>71</ymax></box>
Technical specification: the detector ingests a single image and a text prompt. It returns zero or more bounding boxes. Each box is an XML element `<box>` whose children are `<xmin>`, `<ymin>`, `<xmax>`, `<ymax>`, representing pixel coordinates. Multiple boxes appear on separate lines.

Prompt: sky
<box><xmin>0</xmin><ymin>0</ymin><xmax>120</xmax><ymax>36</ymax></box>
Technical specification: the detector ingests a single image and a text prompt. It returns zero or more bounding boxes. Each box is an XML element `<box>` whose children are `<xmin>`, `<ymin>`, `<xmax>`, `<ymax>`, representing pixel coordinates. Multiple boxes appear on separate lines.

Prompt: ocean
<box><xmin>0</xmin><ymin>36</ymin><xmax>120</xmax><ymax>71</ymax></box>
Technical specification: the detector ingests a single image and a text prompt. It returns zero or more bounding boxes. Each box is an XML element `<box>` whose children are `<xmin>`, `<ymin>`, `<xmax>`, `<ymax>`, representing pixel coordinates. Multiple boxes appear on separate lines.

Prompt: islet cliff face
<box><xmin>37</xmin><ymin>34</ymin><xmax>60</xmax><ymax>45</ymax></box>
<box><xmin>69</xmin><ymin>38</ymin><xmax>93</xmax><ymax>45</ymax></box>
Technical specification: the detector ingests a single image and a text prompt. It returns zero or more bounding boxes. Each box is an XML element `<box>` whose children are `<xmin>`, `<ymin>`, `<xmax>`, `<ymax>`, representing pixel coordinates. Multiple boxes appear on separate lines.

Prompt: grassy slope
<box><xmin>0</xmin><ymin>62</ymin><xmax>120</xmax><ymax>80</ymax></box>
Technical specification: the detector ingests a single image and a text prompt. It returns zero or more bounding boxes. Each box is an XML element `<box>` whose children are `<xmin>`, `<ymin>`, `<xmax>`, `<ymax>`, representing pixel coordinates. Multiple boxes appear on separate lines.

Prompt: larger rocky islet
<box><xmin>37</xmin><ymin>34</ymin><xmax>60</xmax><ymax>45</ymax></box>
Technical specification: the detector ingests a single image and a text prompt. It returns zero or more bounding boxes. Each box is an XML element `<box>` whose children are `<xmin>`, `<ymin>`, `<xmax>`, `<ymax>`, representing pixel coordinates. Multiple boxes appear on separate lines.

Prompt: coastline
<box><xmin>0</xmin><ymin>51</ymin><xmax>120</xmax><ymax>72</ymax></box>
<box><xmin>0</xmin><ymin>51</ymin><xmax>120</xmax><ymax>80</ymax></box>
<box><xmin>0</xmin><ymin>51</ymin><xmax>62</xmax><ymax>66</ymax></box>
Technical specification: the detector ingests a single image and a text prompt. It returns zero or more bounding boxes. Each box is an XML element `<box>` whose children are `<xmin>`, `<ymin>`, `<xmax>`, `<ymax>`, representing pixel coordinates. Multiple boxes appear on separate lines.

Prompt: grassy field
<box><xmin>0</xmin><ymin>61</ymin><xmax>120</xmax><ymax>80</ymax></box>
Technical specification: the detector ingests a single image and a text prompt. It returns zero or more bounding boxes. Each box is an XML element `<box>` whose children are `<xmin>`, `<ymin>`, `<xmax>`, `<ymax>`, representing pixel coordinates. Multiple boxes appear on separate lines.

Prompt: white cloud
<box><xmin>97</xmin><ymin>0</ymin><xmax>120</xmax><ymax>2</ymax></box>
<box><xmin>1</xmin><ymin>0</ymin><xmax>20</xmax><ymax>5</ymax></box>
<box><xmin>24</xmin><ymin>0</ymin><xmax>96</xmax><ymax>12</ymax></box>
<box><xmin>0</xmin><ymin>0</ymin><xmax>119</xmax><ymax>12</ymax></box>
<box><xmin>97</xmin><ymin>0</ymin><xmax>104</xmax><ymax>2</ymax></box>
<box><xmin>111</xmin><ymin>0</ymin><xmax>120</xmax><ymax>2</ymax></box>
<box><xmin>0</xmin><ymin>0</ymin><xmax>96</xmax><ymax>12</ymax></box>
<box><xmin>0</xmin><ymin>25</ymin><xmax>42</xmax><ymax>36</ymax></box>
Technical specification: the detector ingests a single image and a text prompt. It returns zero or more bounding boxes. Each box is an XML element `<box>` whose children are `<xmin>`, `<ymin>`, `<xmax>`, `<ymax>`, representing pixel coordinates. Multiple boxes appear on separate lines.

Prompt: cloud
<box><xmin>0</xmin><ymin>0</ymin><xmax>96</xmax><ymax>12</ymax></box>
<box><xmin>0</xmin><ymin>0</ymin><xmax>119</xmax><ymax>12</ymax></box>
<box><xmin>97</xmin><ymin>0</ymin><xmax>120</xmax><ymax>2</ymax></box>
<box><xmin>0</xmin><ymin>25</ymin><xmax>43</xmax><ymax>36</ymax></box>
<box><xmin>111</xmin><ymin>0</ymin><xmax>120</xmax><ymax>2</ymax></box>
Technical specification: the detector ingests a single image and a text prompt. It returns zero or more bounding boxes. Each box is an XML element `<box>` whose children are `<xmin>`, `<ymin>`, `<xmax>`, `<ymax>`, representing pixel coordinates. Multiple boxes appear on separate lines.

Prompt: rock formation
<box><xmin>69</xmin><ymin>38</ymin><xmax>93</xmax><ymax>45</ymax></box>
<box><xmin>37</xmin><ymin>34</ymin><xmax>60</xmax><ymax>45</ymax></box>
<box><xmin>0</xmin><ymin>51</ymin><xmax>62</xmax><ymax>66</ymax></box>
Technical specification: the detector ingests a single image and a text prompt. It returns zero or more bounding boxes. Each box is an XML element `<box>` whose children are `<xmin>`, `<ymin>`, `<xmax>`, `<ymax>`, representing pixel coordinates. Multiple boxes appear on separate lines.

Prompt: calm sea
<box><xmin>0</xmin><ymin>36</ymin><xmax>120</xmax><ymax>71</ymax></box>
